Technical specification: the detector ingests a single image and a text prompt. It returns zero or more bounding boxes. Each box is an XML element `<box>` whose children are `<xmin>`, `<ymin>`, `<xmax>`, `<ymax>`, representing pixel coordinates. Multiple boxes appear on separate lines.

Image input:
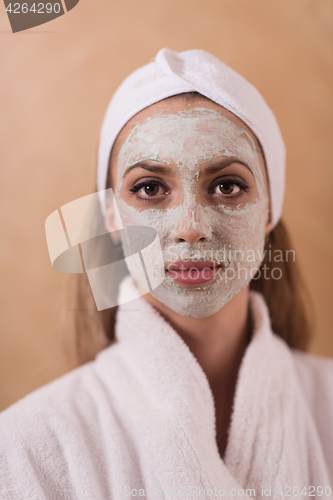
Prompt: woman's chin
<box><xmin>147</xmin><ymin>277</ymin><xmax>232</xmax><ymax>318</ymax></box>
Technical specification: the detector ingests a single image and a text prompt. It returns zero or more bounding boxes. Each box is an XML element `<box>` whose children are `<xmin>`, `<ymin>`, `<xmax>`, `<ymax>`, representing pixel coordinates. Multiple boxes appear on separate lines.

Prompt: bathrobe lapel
<box><xmin>95</xmin><ymin>277</ymin><xmax>330</xmax><ymax>498</ymax></box>
<box><xmin>224</xmin><ymin>290</ymin><xmax>330</xmax><ymax>493</ymax></box>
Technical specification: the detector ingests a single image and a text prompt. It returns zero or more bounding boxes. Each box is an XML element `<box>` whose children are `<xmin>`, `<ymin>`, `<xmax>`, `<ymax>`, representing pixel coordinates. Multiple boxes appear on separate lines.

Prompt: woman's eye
<box><xmin>142</xmin><ymin>183</ymin><xmax>159</xmax><ymax>196</ymax></box>
<box><xmin>130</xmin><ymin>181</ymin><xmax>166</xmax><ymax>200</ymax></box>
<box><xmin>213</xmin><ymin>182</ymin><xmax>241</xmax><ymax>195</ymax></box>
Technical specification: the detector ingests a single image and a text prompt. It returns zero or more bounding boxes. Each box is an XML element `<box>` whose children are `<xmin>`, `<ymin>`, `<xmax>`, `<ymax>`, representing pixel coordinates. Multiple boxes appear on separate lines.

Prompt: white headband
<box><xmin>97</xmin><ymin>48</ymin><xmax>285</xmax><ymax>230</ymax></box>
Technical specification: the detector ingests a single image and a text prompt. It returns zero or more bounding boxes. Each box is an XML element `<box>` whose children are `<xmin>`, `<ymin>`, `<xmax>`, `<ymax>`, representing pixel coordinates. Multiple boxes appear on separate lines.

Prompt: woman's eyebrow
<box><xmin>122</xmin><ymin>161</ymin><xmax>173</xmax><ymax>179</ymax></box>
<box><xmin>202</xmin><ymin>158</ymin><xmax>254</xmax><ymax>176</ymax></box>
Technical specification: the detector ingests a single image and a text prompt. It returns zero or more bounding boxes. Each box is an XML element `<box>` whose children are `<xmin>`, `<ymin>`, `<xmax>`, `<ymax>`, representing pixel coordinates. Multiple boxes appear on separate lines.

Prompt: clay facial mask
<box><xmin>113</xmin><ymin>108</ymin><xmax>269</xmax><ymax>318</ymax></box>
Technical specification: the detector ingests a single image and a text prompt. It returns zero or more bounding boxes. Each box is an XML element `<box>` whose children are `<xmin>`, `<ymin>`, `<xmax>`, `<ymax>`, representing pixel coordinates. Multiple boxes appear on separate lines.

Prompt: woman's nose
<box><xmin>173</xmin><ymin>207</ymin><xmax>212</xmax><ymax>245</ymax></box>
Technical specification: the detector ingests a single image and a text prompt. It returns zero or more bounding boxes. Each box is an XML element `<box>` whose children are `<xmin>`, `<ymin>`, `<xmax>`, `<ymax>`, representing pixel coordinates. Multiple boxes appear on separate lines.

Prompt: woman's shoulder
<box><xmin>0</xmin><ymin>353</ymin><xmax>118</xmax><ymax>454</ymax></box>
<box><xmin>290</xmin><ymin>349</ymin><xmax>333</xmax><ymax>467</ymax></box>
<box><xmin>291</xmin><ymin>349</ymin><xmax>333</xmax><ymax>392</ymax></box>
<box><xmin>0</xmin><ymin>360</ymin><xmax>95</xmax><ymax>429</ymax></box>
<box><xmin>291</xmin><ymin>349</ymin><xmax>333</xmax><ymax>422</ymax></box>
<box><xmin>0</xmin><ymin>360</ymin><xmax>104</xmax><ymax>484</ymax></box>
<box><xmin>0</xmin><ymin>354</ymin><xmax>122</xmax><ymax>498</ymax></box>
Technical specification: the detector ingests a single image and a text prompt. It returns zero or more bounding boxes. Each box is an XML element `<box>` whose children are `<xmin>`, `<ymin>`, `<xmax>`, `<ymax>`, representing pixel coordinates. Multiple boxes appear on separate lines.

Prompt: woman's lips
<box><xmin>165</xmin><ymin>260</ymin><xmax>222</xmax><ymax>286</ymax></box>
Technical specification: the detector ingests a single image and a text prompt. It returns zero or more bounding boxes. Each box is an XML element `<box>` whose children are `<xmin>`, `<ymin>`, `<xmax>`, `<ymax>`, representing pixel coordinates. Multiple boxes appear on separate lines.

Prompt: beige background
<box><xmin>0</xmin><ymin>0</ymin><xmax>332</xmax><ymax>411</ymax></box>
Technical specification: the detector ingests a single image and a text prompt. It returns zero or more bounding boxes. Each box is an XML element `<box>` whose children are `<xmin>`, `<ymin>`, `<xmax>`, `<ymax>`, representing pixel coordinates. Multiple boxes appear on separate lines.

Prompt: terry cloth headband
<box><xmin>97</xmin><ymin>48</ymin><xmax>286</xmax><ymax>230</ymax></box>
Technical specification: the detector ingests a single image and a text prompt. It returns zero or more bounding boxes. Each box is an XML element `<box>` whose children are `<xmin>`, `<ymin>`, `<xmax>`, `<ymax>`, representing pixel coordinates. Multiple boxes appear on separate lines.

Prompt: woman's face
<box><xmin>106</xmin><ymin>96</ymin><xmax>270</xmax><ymax>318</ymax></box>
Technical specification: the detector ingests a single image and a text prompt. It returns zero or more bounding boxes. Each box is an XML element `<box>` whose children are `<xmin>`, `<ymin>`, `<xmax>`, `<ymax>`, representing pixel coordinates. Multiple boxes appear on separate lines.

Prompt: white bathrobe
<box><xmin>1</xmin><ymin>276</ymin><xmax>332</xmax><ymax>499</ymax></box>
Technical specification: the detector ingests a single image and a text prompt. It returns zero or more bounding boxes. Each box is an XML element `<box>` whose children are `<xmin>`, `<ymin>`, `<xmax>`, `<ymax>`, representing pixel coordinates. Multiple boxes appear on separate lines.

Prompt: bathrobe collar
<box><xmin>101</xmin><ymin>277</ymin><xmax>330</xmax><ymax>496</ymax></box>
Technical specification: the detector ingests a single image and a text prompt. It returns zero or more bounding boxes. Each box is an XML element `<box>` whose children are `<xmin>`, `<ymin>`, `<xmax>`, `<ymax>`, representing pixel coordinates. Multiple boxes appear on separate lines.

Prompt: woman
<box><xmin>1</xmin><ymin>48</ymin><xmax>332</xmax><ymax>499</ymax></box>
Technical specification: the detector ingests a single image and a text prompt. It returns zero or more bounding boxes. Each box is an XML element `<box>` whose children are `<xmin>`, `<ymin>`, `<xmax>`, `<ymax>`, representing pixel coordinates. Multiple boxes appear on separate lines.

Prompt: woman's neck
<box><xmin>140</xmin><ymin>285</ymin><xmax>251</xmax><ymax>457</ymax></box>
<box><xmin>141</xmin><ymin>285</ymin><xmax>250</xmax><ymax>382</ymax></box>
